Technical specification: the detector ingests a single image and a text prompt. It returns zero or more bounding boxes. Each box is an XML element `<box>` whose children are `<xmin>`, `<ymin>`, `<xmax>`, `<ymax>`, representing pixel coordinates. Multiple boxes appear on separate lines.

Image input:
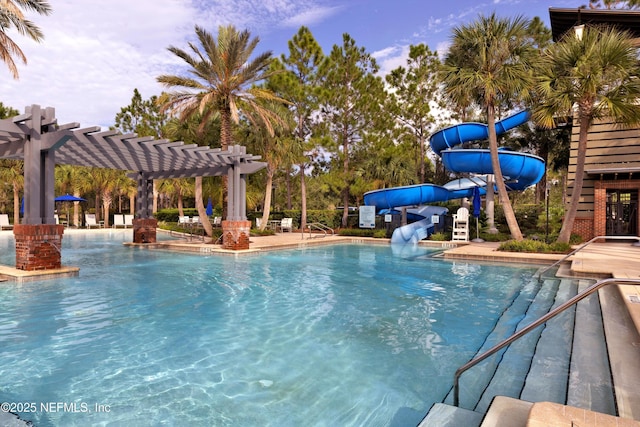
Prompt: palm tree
<box><xmin>442</xmin><ymin>13</ymin><xmax>536</xmax><ymax>240</ymax></box>
<box><xmin>0</xmin><ymin>0</ymin><xmax>51</xmax><ymax>79</ymax></box>
<box><xmin>533</xmin><ymin>25</ymin><xmax>640</xmax><ymax>244</ymax></box>
<box><xmin>157</xmin><ymin>25</ymin><xmax>288</xmax><ymax>229</ymax></box>
<box><xmin>0</xmin><ymin>159</ymin><xmax>23</xmax><ymax>224</ymax></box>
<box><xmin>55</xmin><ymin>164</ymin><xmax>83</xmax><ymax>226</ymax></box>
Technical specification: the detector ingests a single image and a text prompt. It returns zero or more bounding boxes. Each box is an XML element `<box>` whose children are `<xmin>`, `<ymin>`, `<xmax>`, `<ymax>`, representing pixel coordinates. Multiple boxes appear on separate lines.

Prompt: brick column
<box><xmin>222</xmin><ymin>220</ymin><xmax>251</xmax><ymax>250</ymax></box>
<box><xmin>14</xmin><ymin>224</ymin><xmax>64</xmax><ymax>271</ymax></box>
<box><xmin>132</xmin><ymin>218</ymin><xmax>157</xmax><ymax>243</ymax></box>
<box><xmin>593</xmin><ymin>183</ymin><xmax>607</xmax><ymax>237</ymax></box>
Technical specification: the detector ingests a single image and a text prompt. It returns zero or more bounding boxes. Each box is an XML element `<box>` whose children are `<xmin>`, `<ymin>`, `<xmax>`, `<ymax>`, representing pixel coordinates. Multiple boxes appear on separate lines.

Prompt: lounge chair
<box><xmin>85</xmin><ymin>214</ymin><xmax>102</xmax><ymax>229</ymax></box>
<box><xmin>124</xmin><ymin>214</ymin><xmax>134</xmax><ymax>228</ymax></box>
<box><xmin>178</xmin><ymin>216</ymin><xmax>190</xmax><ymax>225</ymax></box>
<box><xmin>213</xmin><ymin>216</ymin><xmax>222</xmax><ymax>227</ymax></box>
<box><xmin>113</xmin><ymin>214</ymin><xmax>125</xmax><ymax>228</ymax></box>
<box><xmin>279</xmin><ymin>217</ymin><xmax>293</xmax><ymax>232</ymax></box>
<box><xmin>54</xmin><ymin>214</ymin><xmax>68</xmax><ymax>227</ymax></box>
<box><xmin>0</xmin><ymin>214</ymin><xmax>13</xmax><ymax>230</ymax></box>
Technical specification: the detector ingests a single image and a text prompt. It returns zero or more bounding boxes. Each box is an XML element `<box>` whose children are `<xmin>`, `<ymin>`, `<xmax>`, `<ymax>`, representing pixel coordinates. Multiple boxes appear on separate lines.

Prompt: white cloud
<box><xmin>281</xmin><ymin>6</ymin><xmax>342</xmax><ymax>28</ymax></box>
<box><xmin>1</xmin><ymin>0</ymin><xmax>198</xmax><ymax>128</ymax></box>
<box><xmin>372</xmin><ymin>45</ymin><xmax>407</xmax><ymax>77</ymax></box>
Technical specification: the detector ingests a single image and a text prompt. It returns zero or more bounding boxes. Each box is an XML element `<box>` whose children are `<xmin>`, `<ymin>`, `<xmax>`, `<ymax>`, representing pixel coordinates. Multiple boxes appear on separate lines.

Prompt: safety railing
<box><xmin>303</xmin><ymin>222</ymin><xmax>335</xmax><ymax>239</ymax></box>
<box><xmin>536</xmin><ymin>235</ymin><xmax>640</xmax><ymax>282</ymax></box>
<box><xmin>452</xmin><ymin>276</ymin><xmax>640</xmax><ymax>407</ymax></box>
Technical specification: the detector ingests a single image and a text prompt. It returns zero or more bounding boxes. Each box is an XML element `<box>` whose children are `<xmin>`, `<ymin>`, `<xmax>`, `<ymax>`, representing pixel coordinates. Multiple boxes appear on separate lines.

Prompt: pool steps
<box><xmin>418</xmin><ymin>276</ymin><xmax>639</xmax><ymax>426</ymax></box>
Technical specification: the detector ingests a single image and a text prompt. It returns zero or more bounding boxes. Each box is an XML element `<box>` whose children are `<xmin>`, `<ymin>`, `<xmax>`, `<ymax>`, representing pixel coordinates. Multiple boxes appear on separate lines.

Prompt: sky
<box><xmin>1</xmin><ymin>0</ymin><xmax>579</xmax><ymax>129</ymax></box>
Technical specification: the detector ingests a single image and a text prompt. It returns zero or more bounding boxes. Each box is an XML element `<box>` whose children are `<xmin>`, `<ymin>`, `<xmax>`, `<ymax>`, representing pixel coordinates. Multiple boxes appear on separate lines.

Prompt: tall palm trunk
<box><xmin>220</xmin><ymin>106</ymin><xmax>232</xmax><ymax>220</ymax></box>
<box><xmin>299</xmin><ymin>166</ymin><xmax>307</xmax><ymax>230</ymax></box>
<box><xmin>342</xmin><ymin>130</ymin><xmax>349</xmax><ymax>228</ymax></box>
<box><xmin>487</xmin><ymin>107</ymin><xmax>523</xmax><ymax>240</ymax></box>
<box><xmin>13</xmin><ymin>183</ymin><xmax>20</xmax><ymax>225</ymax></box>
<box><xmin>557</xmin><ymin>114</ymin><xmax>590</xmax><ymax>244</ymax></box>
<box><xmin>260</xmin><ymin>167</ymin><xmax>275</xmax><ymax>231</ymax></box>
<box><xmin>194</xmin><ymin>176</ymin><xmax>213</xmax><ymax>237</ymax></box>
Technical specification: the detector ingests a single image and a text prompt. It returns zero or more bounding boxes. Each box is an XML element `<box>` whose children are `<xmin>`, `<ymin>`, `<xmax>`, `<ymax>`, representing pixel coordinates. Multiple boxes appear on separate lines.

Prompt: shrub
<box><xmin>479</xmin><ymin>231</ymin><xmax>512</xmax><ymax>242</ymax></box>
<box><xmin>338</xmin><ymin>228</ymin><xmax>378</xmax><ymax>237</ymax></box>
<box><xmin>498</xmin><ymin>239</ymin><xmax>572</xmax><ymax>254</ymax></box>
<box><xmin>429</xmin><ymin>231</ymin><xmax>449</xmax><ymax>241</ymax></box>
<box><xmin>250</xmin><ymin>228</ymin><xmax>275</xmax><ymax>236</ymax></box>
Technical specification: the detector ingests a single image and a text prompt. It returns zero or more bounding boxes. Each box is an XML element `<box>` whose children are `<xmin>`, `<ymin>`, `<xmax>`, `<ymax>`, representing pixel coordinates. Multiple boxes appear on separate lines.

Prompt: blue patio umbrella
<box><xmin>55</xmin><ymin>194</ymin><xmax>86</xmax><ymax>226</ymax></box>
<box><xmin>55</xmin><ymin>194</ymin><xmax>86</xmax><ymax>202</ymax></box>
<box><xmin>206</xmin><ymin>197</ymin><xmax>213</xmax><ymax>217</ymax></box>
<box><xmin>20</xmin><ymin>197</ymin><xmax>24</xmax><ymax>215</ymax></box>
<box><xmin>472</xmin><ymin>186</ymin><xmax>484</xmax><ymax>242</ymax></box>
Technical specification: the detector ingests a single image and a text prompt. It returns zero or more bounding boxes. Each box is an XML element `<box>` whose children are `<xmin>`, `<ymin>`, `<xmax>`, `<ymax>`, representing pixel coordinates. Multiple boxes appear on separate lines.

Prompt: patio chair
<box><xmin>255</xmin><ymin>218</ymin><xmax>262</xmax><ymax>229</ymax></box>
<box><xmin>279</xmin><ymin>217</ymin><xmax>293</xmax><ymax>232</ymax></box>
<box><xmin>54</xmin><ymin>214</ymin><xmax>68</xmax><ymax>227</ymax></box>
<box><xmin>178</xmin><ymin>216</ymin><xmax>190</xmax><ymax>226</ymax></box>
<box><xmin>85</xmin><ymin>214</ymin><xmax>102</xmax><ymax>229</ymax></box>
<box><xmin>124</xmin><ymin>214</ymin><xmax>134</xmax><ymax>228</ymax></box>
<box><xmin>113</xmin><ymin>214</ymin><xmax>125</xmax><ymax>228</ymax></box>
<box><xmin>0</xmin><ymin>214</ymin><xmax>13</xmax><ymax>230</ymax></box>
<box><xmin>213</xmin><ymin>216</ymin><xmax>222</xmax><ymax>227</ymax></box>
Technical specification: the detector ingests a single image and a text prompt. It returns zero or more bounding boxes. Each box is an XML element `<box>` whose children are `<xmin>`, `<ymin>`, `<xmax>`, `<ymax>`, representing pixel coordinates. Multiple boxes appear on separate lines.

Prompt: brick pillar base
<box><xmin>14</xmin><ymin>224</ymin><xmax>65</xmax><ymax>271</ymax></box>
<box><xmin>133</xmin><ymin>218</ymin><xmax>157</xmax><ymax>243</ymax></box>
<box><xmin>222</xmin><ymin>220</ymin><xmax>251</xmax><ymax>250</ymax></box>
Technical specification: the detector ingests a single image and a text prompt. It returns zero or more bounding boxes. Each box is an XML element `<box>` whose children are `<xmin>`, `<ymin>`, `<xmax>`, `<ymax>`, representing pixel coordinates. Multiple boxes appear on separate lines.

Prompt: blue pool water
<box><xmin>0</xmin><ymin>231</ymin><xmax>536</xmax><ymax>426</ymax></box>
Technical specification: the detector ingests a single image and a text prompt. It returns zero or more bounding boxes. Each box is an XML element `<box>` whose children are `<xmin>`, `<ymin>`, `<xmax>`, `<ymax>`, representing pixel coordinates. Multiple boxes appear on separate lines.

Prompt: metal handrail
<box><xmin>536</xmin><ymin>235</ymin><xmax>640</xmax><ymax>282</ymax></box>
<box><xmin>453</xmin><ymin>277</ymin><xmax>640</xmax><ymax>407</ymax></box>
<box><xmin>303</xmin><ymin>222</ymin><xmax>335</xmax><ymax>239</ymax></box>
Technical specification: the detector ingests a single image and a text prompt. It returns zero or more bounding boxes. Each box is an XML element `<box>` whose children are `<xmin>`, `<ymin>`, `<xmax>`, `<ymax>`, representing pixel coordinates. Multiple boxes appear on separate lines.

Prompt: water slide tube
<box><xmin>363</xmin><ymin>110</ymin><xmax>545</xmax><ymax>243</ymax></box>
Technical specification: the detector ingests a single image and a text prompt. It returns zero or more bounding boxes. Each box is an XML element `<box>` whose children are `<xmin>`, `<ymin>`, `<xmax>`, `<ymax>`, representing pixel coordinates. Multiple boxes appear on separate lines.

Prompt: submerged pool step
<box><xmin>419</xmin><ymin>277</ymin><xmax>629</xmax><ymax>426</ymax></box>
<box><xmin>519</xmin><ymin>278</ymin><xmax>577</xmax><ymax>403</ymax></box>
<box><xmin>567</xmin><ymin>280</ymin><xmax>616</xmax><ymax>415</ymax></box>
<box><xmin>474</xmin><ymin>278</ymin><xmax>561</xmax><ymax>413</ymax></box>
<box><xmin>442</xmin><ymin>278</ymin><xmax>550</xmax><ymax>409</ymax></box>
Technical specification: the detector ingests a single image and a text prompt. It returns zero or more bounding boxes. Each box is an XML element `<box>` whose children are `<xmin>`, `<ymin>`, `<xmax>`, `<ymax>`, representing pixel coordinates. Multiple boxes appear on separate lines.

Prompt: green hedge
<box><xmin>337</xmin><ymin>228</ymin><xmax>386</xmax><ymax>238</ymax></box>
<box><xmin>497</xmin><ymin>239</ymin><xmax>572</xmax><ymax>254</ymax></box>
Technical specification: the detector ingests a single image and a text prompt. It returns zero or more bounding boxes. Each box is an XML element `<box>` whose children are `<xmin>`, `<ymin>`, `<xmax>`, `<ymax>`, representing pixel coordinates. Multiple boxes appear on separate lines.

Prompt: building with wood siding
<box><xmin>549</xmin><ymin>8</ymin><xmax>640</xmax><ymax>240</ymax></box>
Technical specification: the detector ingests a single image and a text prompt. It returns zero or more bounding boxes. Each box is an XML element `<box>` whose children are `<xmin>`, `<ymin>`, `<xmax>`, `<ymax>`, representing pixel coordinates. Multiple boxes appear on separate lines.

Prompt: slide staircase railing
<box><xmin>303</xmin><ymin>222</ymin><xmax>334</xmax><ymax>239</ymax></box>
<box><xmin>452</xmin><ymin>275</ymin><xmax>640</xmax><ymax>407</ymax></box>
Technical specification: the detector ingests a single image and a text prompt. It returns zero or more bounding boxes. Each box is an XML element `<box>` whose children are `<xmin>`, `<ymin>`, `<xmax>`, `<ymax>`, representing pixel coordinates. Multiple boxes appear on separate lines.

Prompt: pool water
<box><xmin>0</xmin><ymin>231</ymin><xmax>536</xmax><ymax>426</ymax></box>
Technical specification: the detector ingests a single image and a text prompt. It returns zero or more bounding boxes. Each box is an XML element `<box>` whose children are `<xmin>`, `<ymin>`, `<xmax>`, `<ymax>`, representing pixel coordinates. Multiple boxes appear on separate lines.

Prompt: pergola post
<box><xmin>133</xmin><ymin>172</ymin><xmax>157</xmax><ymax>243</ymax></box>
<box><xmin>222</xmin><ymin>145</ymin><xmax>251</xmax><ymax>250</ymax></box>
<box><xmin>15</xmin><ymin>105</ymin><xmax>66</xmax><ymax>270</ymax></box>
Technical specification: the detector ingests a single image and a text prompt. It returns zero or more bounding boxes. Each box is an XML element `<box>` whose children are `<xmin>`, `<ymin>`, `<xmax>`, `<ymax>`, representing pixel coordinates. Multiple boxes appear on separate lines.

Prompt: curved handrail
<box><xmin>303</xmin><ymin>222</ymin><xmax>335</xmax><ymax>239</ymax></box>
<box><xmin>536</xmin><ymin>235</ymin><xmax>640</xmax><ymax>282</ymax></box>
<box><xmin>453</xmin><ymin>277</ymin><xmax>640</xmax><ymax>407</ymax></box>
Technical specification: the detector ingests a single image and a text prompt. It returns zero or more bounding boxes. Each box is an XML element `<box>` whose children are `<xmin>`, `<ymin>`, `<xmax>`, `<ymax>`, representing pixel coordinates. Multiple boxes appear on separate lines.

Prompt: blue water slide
<box><xmin>429</xmin><ymin>110</ymin><xmax>530</xmax><ymax>155</ymax></box>
<box><xmin>441</xmin><ymin>149</ymin><xmax>544</xmax><ymax>191</ymax></box>
<box><xmin>363</xmin><ymin>110</ymin><xmax>544</xmax><ymax>244</ymax></box>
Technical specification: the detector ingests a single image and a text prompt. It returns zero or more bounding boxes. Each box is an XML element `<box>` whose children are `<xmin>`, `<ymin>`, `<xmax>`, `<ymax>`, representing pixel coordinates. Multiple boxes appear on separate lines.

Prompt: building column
<box><xmin>593</xmin><ymin>183</ymin><xmax>607</xmax><ymax>237</ymax></box>
<box><xmin>14</xmin><ymin>224</ymin><xmax>64</xmax><ymax>270</ymax></box>
<box><xmin>222</xmin><ymin>220</ymin><xmax>251</xmax><ymax>250</ymax></box>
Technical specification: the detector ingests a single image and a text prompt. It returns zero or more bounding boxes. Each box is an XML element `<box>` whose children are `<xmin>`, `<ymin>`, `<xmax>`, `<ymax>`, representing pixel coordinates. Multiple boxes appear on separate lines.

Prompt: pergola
<box><xmin>0</xmin><ymin>105</ymin><xmax>265</xmax><ymax>269</ymax></box>
<box><xmin>0</xmin><ymin>104</ymin><xmax>265</xmax><ymax>224</ymax></box>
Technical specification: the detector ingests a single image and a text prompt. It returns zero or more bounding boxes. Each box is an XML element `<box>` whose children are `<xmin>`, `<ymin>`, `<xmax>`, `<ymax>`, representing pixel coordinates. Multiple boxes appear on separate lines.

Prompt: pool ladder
<box><xmin>452</xmin><ymin>235</ymin><xmax>640</xmax><ymax>407</ymax></box>
<box><xmin>303</xmin><ymin>222</ymin><xmax>334</xmax><ymax>239</ymax></box>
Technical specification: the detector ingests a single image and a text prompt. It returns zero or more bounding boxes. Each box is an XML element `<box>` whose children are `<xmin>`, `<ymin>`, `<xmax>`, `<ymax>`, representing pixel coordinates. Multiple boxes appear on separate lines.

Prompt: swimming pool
<box><xmin>0</xmin><ymin>231</ymin><xmax>536</xmax><ymax>426</ymax></box>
